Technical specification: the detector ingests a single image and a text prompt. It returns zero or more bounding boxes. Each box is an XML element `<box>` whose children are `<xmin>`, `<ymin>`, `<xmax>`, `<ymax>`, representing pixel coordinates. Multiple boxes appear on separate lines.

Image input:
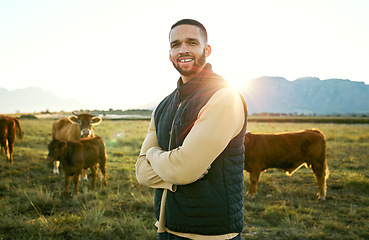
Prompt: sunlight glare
<box><xmin>227</xmin><ymin>78</ymin><xmax>247</xmax><ymax>90</ymax></box>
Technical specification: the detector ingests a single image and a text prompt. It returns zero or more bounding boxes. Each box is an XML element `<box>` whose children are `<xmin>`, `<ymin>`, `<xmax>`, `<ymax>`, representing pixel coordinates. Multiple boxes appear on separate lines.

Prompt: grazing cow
<box><xmin>244</xmin><ymin>129</ymin><xmax>329</xmax><ymax>199</ymax></box>
<box><xmin>47</xmin><ymin>136</ymin><xmax>108</xmax><ymax>197</ymax></box>
<box><xmin>0</xmin><ymin>115</ymin><xmax>24</xmax><ymax>163</ymax></box>
<box><xmin>51</xmin><ymin>113</ymin><xmax>102</xmax><ymax>179</ymax></box>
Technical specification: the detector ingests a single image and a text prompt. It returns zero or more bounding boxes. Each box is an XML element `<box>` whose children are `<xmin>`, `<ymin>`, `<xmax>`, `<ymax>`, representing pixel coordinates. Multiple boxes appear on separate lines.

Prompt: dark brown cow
<box><xmin>0</xmin><ymin>115</ymin><xmax>24</xmax><ymax>163</ymax></box>
<box><xmin>47</xmin><ymin>136</ymin><xmax>108</xmax><ymax>197</ymax></box>
<box><xmin>51</xmin><ymin>113</ymin><xmax>102</xmax><ymax>179</ymax></box>
<box><xmin>244</xmin><ymin>129</ymin><xmax>329</xmax><ymax>199</ymax></box>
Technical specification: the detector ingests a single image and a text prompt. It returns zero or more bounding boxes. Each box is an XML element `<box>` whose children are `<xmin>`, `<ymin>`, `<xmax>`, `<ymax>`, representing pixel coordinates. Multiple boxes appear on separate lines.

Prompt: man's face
<box><xmin>169</xmin><ymin>24</ymin><xmax>211</xmax><ymax>79</ymax></box>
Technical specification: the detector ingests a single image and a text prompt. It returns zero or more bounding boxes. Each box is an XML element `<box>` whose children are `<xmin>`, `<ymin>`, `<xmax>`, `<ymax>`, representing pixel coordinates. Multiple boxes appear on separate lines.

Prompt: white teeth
<box><xmin>179</xmin><ymin>59</ymin><xmax>192</xmax><ymax>63</ymax></box>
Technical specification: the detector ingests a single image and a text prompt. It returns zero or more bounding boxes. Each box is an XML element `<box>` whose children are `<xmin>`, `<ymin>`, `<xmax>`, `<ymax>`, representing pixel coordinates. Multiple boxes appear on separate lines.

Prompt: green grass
<box><xmin>0</xmin><ymin>119</ymin><xmax>369</xmax><ymax>239</ymax></box>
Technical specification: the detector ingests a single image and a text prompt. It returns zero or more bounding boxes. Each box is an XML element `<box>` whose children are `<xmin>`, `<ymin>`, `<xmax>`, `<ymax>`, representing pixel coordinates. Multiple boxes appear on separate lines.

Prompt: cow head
<box><xmin>47</xmin><ymin>139</ymin><xmax>67</xmax><ymax>161</ymax></box>
<box><xmin>69</xmin><ymin>113</ymin><xmax>102</xmax><ymax>138</ymax></box>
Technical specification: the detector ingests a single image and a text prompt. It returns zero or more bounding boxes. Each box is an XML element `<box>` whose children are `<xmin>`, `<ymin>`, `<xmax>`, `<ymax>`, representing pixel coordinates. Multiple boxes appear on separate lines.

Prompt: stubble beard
<box><xmin>172</xmin><ymin>50</ymin><xmax>206</xmax><ymax>77</ymax></box>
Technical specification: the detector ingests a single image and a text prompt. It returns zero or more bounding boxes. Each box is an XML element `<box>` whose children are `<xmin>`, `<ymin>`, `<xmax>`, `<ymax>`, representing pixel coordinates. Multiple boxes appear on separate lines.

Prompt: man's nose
<box><xmin>179</xmin><ymin>44</ymin><xmax>189</xmax><ymax>54</ymax></box>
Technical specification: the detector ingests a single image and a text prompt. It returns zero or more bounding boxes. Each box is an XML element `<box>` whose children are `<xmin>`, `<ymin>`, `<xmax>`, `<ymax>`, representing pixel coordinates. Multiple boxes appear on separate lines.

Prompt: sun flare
<box><xmin>227</xmin><ymin>78</ymin><xmax>246</xmax><ymax>90</ymax></box>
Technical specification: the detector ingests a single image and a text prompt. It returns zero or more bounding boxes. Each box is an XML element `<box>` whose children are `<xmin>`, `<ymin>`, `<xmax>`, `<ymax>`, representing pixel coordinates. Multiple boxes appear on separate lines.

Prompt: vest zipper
<box><xmin>168</xmin><ymin>102</ymin><xmax>181</xmax><ymax>150</ymax></box>
<box><xmin>158</xmin><ymin>102</ymin><xmax>182</xmax><ymax>232</ymax></box>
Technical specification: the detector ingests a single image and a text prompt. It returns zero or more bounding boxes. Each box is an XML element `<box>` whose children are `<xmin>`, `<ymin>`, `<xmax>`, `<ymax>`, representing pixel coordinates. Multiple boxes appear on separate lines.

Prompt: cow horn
<box><xmin>72</xmin><ymin>111</ymin><xmax>96</xmax><ymax>117</ymax></box>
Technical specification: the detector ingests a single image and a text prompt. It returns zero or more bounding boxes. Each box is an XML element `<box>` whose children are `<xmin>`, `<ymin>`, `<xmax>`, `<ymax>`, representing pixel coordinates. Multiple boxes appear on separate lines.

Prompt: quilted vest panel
<box><xmin>154</xmin><ymin>64</ymin><xmax>247</xmax><ymax>235</ymax></box>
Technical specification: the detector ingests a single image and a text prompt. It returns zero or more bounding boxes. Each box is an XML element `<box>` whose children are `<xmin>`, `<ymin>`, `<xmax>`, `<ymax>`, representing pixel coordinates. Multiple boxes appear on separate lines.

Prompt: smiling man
<box><xmin>136</xmin><ymin>19</ymin><xmax>248</xmax><ymax>240</ymax></box>
<box><xmin>169</xmin><ymin>22</ymin><xmax>210</xmax><ymax>83</ymax></box>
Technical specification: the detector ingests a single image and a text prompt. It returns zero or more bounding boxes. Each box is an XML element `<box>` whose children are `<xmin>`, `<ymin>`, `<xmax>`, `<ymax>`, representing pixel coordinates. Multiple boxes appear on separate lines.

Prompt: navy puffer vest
<box><xmin>154</xmin><ymin>64</ymin><xmax>247</xmax><ymax>235</ymax></box>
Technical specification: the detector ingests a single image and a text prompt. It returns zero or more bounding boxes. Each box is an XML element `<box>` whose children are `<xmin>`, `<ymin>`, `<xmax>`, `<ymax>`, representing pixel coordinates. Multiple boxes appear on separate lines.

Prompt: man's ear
<box><xmin>205</xmin><ymin>44</ymin><xmax>212</xmax><ymax>57</ymax></box>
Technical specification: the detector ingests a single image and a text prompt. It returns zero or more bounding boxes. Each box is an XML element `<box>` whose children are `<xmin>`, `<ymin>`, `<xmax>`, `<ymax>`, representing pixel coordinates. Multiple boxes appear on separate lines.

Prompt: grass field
<box><xmin>0</xmin><ymin>119</ymin><xmax>368</xmax><ymax>239</ymax></box>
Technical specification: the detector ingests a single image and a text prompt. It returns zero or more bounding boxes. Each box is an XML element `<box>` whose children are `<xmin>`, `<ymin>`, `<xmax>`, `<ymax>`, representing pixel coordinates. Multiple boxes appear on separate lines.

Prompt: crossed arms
<box><xmin>135</xmin><ymin>88</ymin><xmax>245</xmax><ymax>191</ymax></box>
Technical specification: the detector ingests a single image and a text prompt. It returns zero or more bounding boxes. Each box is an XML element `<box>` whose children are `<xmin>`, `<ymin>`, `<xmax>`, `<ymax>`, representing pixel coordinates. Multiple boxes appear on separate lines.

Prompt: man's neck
<box><xmin>181</xmin><ymin>64</ymin><xmax>207</xmax><ymax>84</ymax></box>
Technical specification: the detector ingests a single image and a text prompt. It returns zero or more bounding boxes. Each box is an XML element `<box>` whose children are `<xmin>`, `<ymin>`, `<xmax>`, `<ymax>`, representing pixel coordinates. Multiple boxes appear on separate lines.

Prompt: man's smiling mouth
<box><xmin>179</xmin><ymin>58</ymin><xmax>193</xmax><ymax>63</ymax></box>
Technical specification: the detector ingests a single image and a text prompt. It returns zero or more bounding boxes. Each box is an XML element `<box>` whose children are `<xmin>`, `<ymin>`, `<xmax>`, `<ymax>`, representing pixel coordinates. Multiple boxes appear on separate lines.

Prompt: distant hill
<box><xmin>2</xmin><ymin>77</ymin><xmax>369</xmax><ymax>115</ymax></box>
<box><xmin>0</xmin><ymin>87</ymin><xmax>86</xmax><ymax>114</ymax></box>
<box><xmin>241</xmin><ymin>77</ymin><xmax>369</xmax><ymax>114</ymax></box>
<box><xmin>140</xmin><ymin>77</ymin><xmax>369</xmax><ymax>115</ymax></box>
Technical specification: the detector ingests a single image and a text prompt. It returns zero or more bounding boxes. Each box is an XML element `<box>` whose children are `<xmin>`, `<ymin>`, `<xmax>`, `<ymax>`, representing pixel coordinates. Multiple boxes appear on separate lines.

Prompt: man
<box><xmin>136</xmin><ymin>19</ymin><xmax>247</xmax><ymax>240</ymax></box>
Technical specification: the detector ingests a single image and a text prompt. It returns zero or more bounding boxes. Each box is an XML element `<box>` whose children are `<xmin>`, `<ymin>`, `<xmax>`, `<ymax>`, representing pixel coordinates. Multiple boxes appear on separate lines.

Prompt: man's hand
<box><xmin>198</xmin><ymin>165</ymin><xmax>211</xmax><ymax>180</ymax></box>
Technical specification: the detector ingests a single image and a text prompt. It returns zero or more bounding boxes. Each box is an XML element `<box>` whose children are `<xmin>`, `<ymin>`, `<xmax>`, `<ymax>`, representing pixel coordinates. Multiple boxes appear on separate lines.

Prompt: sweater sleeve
<box><xmin>135</xmin><ymin>111</ymin><xmax>176</xmax><ymax>191</ymax></box>
<box><xmin>147</xmin><ymin>88</ymin><xmax>245</xmax><ymax>185</ymax></box>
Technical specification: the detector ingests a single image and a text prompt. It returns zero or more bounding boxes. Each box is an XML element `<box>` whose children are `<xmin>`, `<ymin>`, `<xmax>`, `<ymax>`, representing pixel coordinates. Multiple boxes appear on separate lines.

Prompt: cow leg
<box><xmin>247</xmin><ymin>171</ymin><xmax>261</xmax><ymax>198</ymax></box>
<box><xmin>312</xmin><ymin>162</ymin><xmax>329</xmax><ymax>200</ymax></box>
<box><xmin>3</xmin><ymin>139</ymin><xmax>10</xmax><ymax>162</ymax></box>
<box><xmin>7</xmin><ymin>138</ymin><xmax>14</xmax><ymax>164</ymax></box>
<box><xmin>53</xmin><ymin>161</ymin><xmax>60</xmax><ymax>174</ymax></box>
<box><xmin>63</xmin><ymin>175</ymin><xmax>71</xmax><ymax>197</ymax></box>
<box><xmin>72</xmin><ymin>171</ymin><xmax>81</xmax><ymax>195</ymax></box>
<box><xmin>0</xmin><ymin>140</ymin><xmax>4</xmax><ymax>154</ymax></box>
<box><xmin>99</xmin><ymin>162</ymin><xmax>108</xmax><ymax>186</ymax></box>
<box><xmin>90</xmin><ymin>165</ymin><xmax>97</xmax><ymax>189</ymax></box>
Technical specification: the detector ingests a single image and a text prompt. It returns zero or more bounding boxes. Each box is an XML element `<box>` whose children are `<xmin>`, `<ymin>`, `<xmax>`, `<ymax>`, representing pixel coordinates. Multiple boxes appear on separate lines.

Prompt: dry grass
<box><xmin>0</xmin><ymin>119</ymin><xmax>368</xmax><ymax>239</ymax></box>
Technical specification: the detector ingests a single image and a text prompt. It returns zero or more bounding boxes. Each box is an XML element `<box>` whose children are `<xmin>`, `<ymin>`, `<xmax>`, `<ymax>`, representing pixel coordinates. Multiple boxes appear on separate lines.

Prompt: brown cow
<box><xmin>51</xmin><ymin>113</ymin><xmax>102</xmax><ymax>179</ymax></box>
<box><xmin>0</xmin><ymin>115</ymin><xmax>24</xmax><ymax>163</ymax></box>
<box><xmin>244</xmin><ymin>129</ymin><xmax>329</xmax><ymax>199</ymax></box>
<box><xmin>47</xmin><ymin>136</ymin><xmax>108</xmax><ymax>197</ymax></box>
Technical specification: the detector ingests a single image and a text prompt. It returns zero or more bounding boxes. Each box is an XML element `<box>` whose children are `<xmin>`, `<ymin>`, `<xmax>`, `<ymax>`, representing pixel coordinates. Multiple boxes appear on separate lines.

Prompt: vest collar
<box><xmin>177</xmin><ymin>63</ymin><xmax>213</xmax><ymax>101</ymax></box>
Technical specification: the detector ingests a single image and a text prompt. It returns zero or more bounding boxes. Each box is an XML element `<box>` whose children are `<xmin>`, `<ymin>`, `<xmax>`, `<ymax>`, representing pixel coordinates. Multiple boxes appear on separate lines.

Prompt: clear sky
<box><xmin>1</xmin><ymin>0</ymin><xmax>368</xmax><ymax>111</ymax></box>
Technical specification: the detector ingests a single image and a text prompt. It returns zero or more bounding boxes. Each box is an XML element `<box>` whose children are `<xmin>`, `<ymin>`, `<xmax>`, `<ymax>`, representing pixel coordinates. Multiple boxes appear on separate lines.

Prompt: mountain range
<box><xmin>1</xmin><ymin>77</ymin><xmax>369</xmax><ymax>115</ymax></box>
<box><xmin>241</xmin><ymin>77</ymin><xmax>369</xmax><ymax>115</ymax></box>
<box><xmin>0</xmin><ymin>87</ymin><xmax>86</xmax><ymax>114</ymax></box>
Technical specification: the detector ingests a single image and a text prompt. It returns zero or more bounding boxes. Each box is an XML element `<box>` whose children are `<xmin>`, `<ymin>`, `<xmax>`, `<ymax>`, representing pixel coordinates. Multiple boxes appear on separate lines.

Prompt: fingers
<box><xmin>198</xmin><ymin>165</ymin><xmax>211</xmax><ymax>180</ymax></box>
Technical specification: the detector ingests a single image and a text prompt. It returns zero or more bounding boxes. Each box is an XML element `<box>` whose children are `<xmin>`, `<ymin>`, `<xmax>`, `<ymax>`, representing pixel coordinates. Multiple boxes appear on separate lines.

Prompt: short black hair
<box><xmin>170</xmin><ymin>19</ymin><xmax>208</xmax><ymax>44</ymax></box>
